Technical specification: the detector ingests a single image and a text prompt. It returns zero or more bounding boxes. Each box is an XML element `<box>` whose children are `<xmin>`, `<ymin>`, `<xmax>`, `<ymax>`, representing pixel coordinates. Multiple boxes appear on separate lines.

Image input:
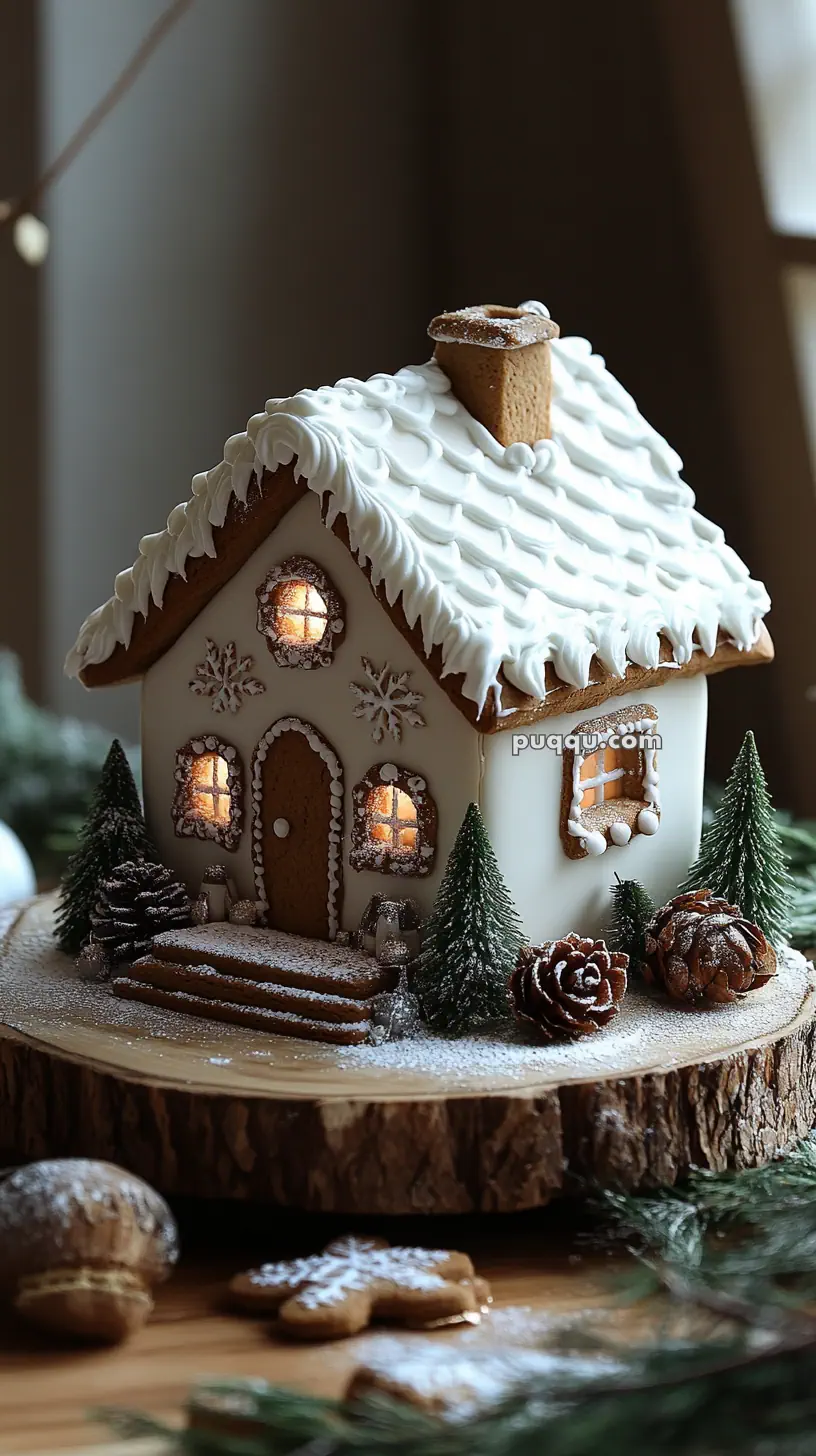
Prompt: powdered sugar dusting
<box><xmin>246</xmin><ymin>1236</ymin><xmax>455</xmax><ymax>1310</ymax></box>
<box><xmin>154</xmin><ymin>923</ymin><xmax>386</xmax><ymax>995</ymax></box>
<box><xmin>2</xmin><ymin>898</ymin><xmax>813</xmax><ymax>1094</ymax></box>
<box><xmin>0</xmin><ymin>1159</ymin><xmax>179</xmax><ymax>1273</ymax></box>
<box><xmin>350</xmin><ymin>1329</ymin><xmax>624</xmax><ymax>1419</ymax></box>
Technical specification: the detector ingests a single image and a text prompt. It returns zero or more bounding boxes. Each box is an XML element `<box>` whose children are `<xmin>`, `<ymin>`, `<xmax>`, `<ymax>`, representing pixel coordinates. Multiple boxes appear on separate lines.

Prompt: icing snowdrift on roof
<box><xmin>66</xmin><ymin>331</ymin><xmax>770</xmax><ymax>712</ymax></box>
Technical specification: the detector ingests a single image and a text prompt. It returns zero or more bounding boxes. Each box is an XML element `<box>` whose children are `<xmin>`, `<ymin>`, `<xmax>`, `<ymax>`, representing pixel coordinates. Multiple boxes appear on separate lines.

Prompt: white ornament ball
<box><xmin>0</xmin><ymin>821</ymin><xmax>35</xmax><ymax>908</ymax></box>
<box><xmin>637</xmin><ymin>809</ymin><xmax>660</xmax><ymax>836</ymax></box>
<box><xmin>609</xmin><ymin>821</ymin><xmax>632</xmax><ymax>847</ymax></box>
<box><xmin>13</xmin><ymin>212</ymin><xmax>50</xmax><ymax>267</ymax></box>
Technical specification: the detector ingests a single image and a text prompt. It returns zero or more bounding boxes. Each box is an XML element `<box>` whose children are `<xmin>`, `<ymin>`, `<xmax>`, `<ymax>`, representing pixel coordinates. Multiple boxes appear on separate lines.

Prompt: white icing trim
<box><xmin>66</xmin><ymin>315</ymin><xmax>771</xmax><ymax>713</ymax></box>
<box><xmin>250</xmin><ymin>717</ymin><xmax>343</xmax><ymax>939</ymax></box>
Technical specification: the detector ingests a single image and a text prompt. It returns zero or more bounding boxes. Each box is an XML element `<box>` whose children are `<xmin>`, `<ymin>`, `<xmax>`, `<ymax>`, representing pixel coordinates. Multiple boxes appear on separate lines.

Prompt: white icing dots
<box><xmin>637</xmin><ymin>809</ymin><xmax>660</xmax><ymax>836</ymax></box>
<box><xmin>609</xmin><ymin>822</ymin><xmax>632</xmax><ymax>847</ymax></box>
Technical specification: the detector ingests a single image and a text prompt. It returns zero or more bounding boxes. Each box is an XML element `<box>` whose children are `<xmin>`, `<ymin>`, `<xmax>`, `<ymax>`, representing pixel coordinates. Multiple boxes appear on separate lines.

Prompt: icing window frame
<box><xmin>561</xmin><ymin>703</ymin><xmax>660</xmax><ymax>861</ymax></box>
<box><xmin>350</xmin><ymin>762</ymin><xmax>437</xmax><ymax>877</ymax></box>
<box><xmin>173</xmin><ymin>735</ymin><xmax>243</xmax><ymax>850</ymax></box>
<box><xmin>256</xmin><ymin>555</ymin><xmax>345</xmax><ymax>669</ymax></box>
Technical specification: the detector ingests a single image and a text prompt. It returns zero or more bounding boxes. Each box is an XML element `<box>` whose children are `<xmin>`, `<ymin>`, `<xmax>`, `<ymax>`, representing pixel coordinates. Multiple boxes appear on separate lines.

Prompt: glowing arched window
<box><xmin>190</xmin><ymin>752</ymin><xmax>231</xmax><ymax>824</ymax></box>
<box><xmin>173</xmin><ymin>737</ymin><xmax>242</xmax><ymax>849</ymax></box>
<box><xmin>270</xmin><ymin>579</ymin><xmax>328</xmax><ymax>646</ymax></box>
<box><xmin>368</xmin><ymin>784</ymin><xmax>418</xmax><ymax>855</ymax></box>
<box><xmin>257</xmin><ymin>556</ymin><xmax>344</xmax><ymax>669</ymax></box>
<box><xmin>351</xmin><ymin>764</ymin><xmax>437</xmax><ymax>877</ymax></box>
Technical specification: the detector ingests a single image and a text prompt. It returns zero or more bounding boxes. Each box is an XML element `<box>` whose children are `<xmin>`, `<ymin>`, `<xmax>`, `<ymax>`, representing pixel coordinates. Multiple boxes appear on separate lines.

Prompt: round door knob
<box><xmin>273</xmin><ymin>817</ymin><xmax>290</xmax><ymax>838</ymax></box>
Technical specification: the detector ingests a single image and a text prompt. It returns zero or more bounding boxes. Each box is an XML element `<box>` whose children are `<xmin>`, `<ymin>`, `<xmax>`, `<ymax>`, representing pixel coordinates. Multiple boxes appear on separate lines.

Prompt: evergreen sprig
<box><xmin>684</xmin><ymin>730</ymin><xmax>793</xmax><ymax>948</ymax></box>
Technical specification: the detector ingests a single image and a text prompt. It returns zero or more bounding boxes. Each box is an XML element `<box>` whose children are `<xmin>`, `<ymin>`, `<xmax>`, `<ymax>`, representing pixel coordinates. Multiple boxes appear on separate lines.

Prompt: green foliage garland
<box><xmin>608</xmin><ymin>875</ymin><xmax>654</xmax><ymax>971</ymax></box>
<box><xmin>414</xmin><ymin>802</ymin><xmax>524</xmax><ymax>1032</ymax></box>
<box><xmin>684</xmin><ymin>730</ymin><xmax>793</xmax><ymax>948</ymax></box>
<box><xmin>55</xmin><ymin>739</ymin><xmax>155</xmax><ymax>954</ymax></box>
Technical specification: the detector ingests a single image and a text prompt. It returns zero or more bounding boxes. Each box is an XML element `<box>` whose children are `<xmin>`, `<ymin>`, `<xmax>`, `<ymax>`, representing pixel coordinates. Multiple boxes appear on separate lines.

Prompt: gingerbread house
<box><xmin>66</xmin><ymin>302</ymin><xmax>772</xmax><ymax>943</ymax></box>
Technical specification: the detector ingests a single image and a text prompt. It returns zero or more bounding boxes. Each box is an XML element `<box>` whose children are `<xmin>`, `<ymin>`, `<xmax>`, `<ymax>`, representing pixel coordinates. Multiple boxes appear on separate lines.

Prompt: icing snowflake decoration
<box><xmin>350</xmin><ymin>658</ymin><xmax>425</xmax><ymax>743</ymax></box>
<box><xmin>189</xmin><ymin>640</ymin><xmax>265</xmax><ymax>714</ymax></box>
<box><xmin>245</xmin><ymin>1236</ymin><xmax>455</xmax><ymax>1310</ymax></box>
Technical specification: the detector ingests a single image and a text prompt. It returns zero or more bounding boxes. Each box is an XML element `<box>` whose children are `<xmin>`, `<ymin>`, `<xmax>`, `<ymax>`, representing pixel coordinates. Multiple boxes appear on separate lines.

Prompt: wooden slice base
<box><xmin>1</xmin><ymin>896</ymin><xmax>816</xmax><ymax>1213</ymax></box>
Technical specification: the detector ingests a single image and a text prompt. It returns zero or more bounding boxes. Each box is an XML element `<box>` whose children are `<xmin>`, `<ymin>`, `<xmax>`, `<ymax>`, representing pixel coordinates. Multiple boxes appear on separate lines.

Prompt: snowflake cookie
<box><xmin>228</xmin><ymin>1235</ymin><xmax>490</xmax><ymax>1340</ymax></box>
<box><xmin>189</xmin><ymin>640</ymin><xmax>265</xmax><ymax>714</ymax></box>
<box><xmin>350</xmin><ymin>659</ymin><xmax>425</xmax><ymax>743</ymax></box>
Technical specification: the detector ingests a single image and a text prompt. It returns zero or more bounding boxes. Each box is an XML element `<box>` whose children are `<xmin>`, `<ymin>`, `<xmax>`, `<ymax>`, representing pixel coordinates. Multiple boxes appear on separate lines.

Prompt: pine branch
<box><xmin>101</xmin><ymin>1135</ymin><xmax>816</xmax><ymax>1456</ymax></box>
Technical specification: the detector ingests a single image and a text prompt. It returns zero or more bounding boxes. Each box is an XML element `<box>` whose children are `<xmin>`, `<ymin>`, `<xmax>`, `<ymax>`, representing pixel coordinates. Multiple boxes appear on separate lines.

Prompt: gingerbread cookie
<box><xmin>346</xmin><ymin>1336</ymin><xmax>587</xmax><ymax>1420</ymax></box>
<box><xmin>228</xmin><ymin>1236</ymin><xmax>490</xmax><ymax>1340</ymax></box>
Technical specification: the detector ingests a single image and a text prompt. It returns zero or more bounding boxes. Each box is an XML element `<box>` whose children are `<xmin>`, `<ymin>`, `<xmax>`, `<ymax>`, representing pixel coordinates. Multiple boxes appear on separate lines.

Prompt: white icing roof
<box><xmin>66</xmin><ymin>327</ymin><xmax>770</xmax><ymax>712</ymax></box>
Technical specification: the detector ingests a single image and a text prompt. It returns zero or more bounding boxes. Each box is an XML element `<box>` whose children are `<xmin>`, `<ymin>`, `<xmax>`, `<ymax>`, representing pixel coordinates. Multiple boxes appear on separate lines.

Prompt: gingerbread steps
<box><xmin>112</xmin><ymin>979</ymin><xmax>371</xmax><ymax>1046</ymax></box>
<box><xmin>123</xmin><ymin>957</ymin><xmax>372</xmax><ymax>1024</ymax></box>
<box><xmin>151</xmin><ymin>925</ymin><xmax>393</xmax><ymax>999</ymax></box>
<box><xmin>109</xmin><ymin>923</ymin><xmax>393</xmax><ymax>1045</ymax></box>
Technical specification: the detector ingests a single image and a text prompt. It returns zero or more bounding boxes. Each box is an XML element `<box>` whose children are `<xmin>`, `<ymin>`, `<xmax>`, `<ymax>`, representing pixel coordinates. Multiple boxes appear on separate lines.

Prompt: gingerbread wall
<box><xmin>141</xmin><ymin>491</ymin><xmax>482</xmax><ymax>931</ymax></box>
<box><xmin>481</xmin><ymin>674</ymin><xmax>708</xmax><ymax>941</ymax></box>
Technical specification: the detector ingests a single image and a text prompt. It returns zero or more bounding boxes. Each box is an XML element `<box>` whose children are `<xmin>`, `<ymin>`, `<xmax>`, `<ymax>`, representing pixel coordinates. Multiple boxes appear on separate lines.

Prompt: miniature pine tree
<box><xmin>609</xmin><ymin>874</ymin><xmax>655</xmax><ymax>972</ymax></box>
<box><xmin>415</xmin><ymin>801</ymin><xmax>524</xmax><ymax>1032</ymax></box>
<box><xmin>91</xmin><ymin>859</ymin><xmax>191</xmax><ymax>965</ymax></box>
<box><xmin>55</xmin><ymin>739</ymin><xmax>156</xmax><ymax>954</ymax></box>
<box><xmin>682</xmin><ymin>730</ymin><xmax>793</xmax><ymax>949</ymax></box>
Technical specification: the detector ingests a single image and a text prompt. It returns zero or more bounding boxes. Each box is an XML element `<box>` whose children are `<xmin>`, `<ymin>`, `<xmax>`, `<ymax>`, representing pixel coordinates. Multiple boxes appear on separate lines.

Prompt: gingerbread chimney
<box><xmin>428</xmin><ymin>302</ymin><xmax>560</xmax><ymax>447</ymax></box>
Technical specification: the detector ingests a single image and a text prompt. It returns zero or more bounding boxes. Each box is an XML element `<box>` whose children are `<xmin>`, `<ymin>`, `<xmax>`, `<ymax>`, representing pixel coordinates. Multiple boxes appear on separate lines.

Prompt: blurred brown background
<box><xmin>1</xmin><ymin>0</ymin><xmax>814</xmax><ymax>807</ymax></box>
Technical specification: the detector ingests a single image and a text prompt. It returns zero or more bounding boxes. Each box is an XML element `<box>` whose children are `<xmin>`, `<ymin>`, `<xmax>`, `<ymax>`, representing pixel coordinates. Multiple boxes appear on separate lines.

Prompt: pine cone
<box><xmin>643</xmin><ymin>888</ymin><xmax>776</xmax><ymax>1006</ymax></box>
<box><xmin>90</xmin><ymin>860</ymin><xmax>191</xmax><ymax>966</ymax></box>
<box><xmin>511</xmin><ymin>934</ymin><xmax>628</xmax><ymax>1042</ymax></box>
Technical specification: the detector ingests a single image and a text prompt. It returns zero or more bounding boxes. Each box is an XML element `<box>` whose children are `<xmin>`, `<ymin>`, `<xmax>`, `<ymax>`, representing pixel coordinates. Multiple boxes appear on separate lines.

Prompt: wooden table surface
<box><xmin>0</xmin><ymin>1198</ymin><xmax>621</xmax><ymax>1455</ymax></box>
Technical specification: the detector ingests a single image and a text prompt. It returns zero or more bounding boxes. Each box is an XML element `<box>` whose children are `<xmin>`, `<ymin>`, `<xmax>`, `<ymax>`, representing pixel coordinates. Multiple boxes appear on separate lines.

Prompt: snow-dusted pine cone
<box><xmin>90</xmin><ymin>860</ymin><xmax>191</xmax><ymax>966</ymax></box>
<box><xmin>510</xmin><ymin>933</ymin><xmax>628</xmax><ymax>1042</ymax></box>
<box><xmin>643</xmin><ymin>888</ymin><xmax>776</xmax><ymax>1006</ymax></box>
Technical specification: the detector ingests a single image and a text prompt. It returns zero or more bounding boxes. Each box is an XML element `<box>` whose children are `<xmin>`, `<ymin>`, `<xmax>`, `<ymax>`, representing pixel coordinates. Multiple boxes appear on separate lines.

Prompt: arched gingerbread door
<box><xmin>251</xmin><ymin>718</ymin><xmax>343</xmax><ymax>940</ymax></box>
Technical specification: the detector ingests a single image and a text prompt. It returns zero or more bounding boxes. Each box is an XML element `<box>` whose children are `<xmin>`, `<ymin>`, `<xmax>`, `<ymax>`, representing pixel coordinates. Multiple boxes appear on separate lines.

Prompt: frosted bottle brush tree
<box><xmin>609</xmin><ymin>875</ymin><xmax>654</xmax><ymax>972</ymax></box>
<box><xmin>683</xmin><ymin>730</ymin><xmax>792</xmax><ymax>949</ymax></box>
<box><xmin>56</xmin><ymin>740</ymin><xmax>156</xmax><ymax>954</ymax></box>
<box><xmin>415</xmin><ymin>801</ymin><xmax>524</xmax><ymax>1032</ymax></box>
